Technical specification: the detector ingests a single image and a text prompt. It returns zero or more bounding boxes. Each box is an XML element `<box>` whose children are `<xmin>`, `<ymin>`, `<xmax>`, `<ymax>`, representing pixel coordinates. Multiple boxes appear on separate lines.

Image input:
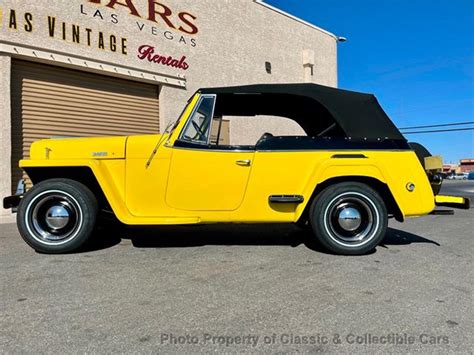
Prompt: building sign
<box><xmin>85</xmin><ymin>0</ymin><xmax>199</xmax><ymax>35</ymax></box>
<box><xmin>4</xmin><ymin>9</ymin><xmax>129</xmax><ymax>55</ymax></box>
<box><xmin>81</xmin><ymin>0</ymin><xmax>198</xmax><ymax>47</ymax></box>
<box><xmin>137</xmin><ymin>44</ymin><xmax>189</xmax><ymax>70</ymax></box>
<box><xmin>1</xmin><ymin>0</ymin><xmax>198</xmax><ymax>70</ymax></box>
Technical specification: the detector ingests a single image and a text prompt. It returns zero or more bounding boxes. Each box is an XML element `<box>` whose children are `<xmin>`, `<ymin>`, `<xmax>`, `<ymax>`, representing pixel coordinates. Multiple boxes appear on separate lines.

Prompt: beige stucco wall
<box><xmin>0</xmin><ymin>55</ymin><xmax>12</xmax><ymax>218</ymax></box>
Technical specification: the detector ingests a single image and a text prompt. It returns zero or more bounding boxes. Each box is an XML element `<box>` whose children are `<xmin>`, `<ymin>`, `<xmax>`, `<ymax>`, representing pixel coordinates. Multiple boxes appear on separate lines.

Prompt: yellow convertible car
<box><xmin>3</xmin><ymin>84</ymin><xmax>470</xmax><ymax>255</ymax></box>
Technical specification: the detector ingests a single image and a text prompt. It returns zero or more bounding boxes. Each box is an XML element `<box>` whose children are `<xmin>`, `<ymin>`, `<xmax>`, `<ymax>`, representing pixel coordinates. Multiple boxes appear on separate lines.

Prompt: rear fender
<box><xmin>297</xmin><ymin>152</ymin><xmax>435</xmax><ymax>221</ymax></box>
<box><xmin>297</xmin><ymin>160</ymin><xmax>398</xmax><ymax>220</ymax></box>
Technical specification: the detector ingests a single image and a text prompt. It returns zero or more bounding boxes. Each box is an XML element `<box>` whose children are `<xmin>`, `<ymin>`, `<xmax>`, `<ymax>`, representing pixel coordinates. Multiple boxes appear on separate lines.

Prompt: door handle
<box><xmin>236</xmin><ymin>159</ymin><xmax>251</xmax><ymax>166</ymax></box>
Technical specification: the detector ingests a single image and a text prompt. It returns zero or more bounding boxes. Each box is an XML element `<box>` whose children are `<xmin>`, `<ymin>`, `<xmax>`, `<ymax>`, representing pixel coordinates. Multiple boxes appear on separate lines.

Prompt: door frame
<box><xmin>177</xmin><ymin>94</ymin><xmax>217</xmax><ymax>147</ymax></box>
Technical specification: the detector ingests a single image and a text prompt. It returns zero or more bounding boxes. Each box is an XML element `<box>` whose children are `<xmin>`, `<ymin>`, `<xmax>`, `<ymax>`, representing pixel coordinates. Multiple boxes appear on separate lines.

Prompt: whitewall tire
<box><xmin>17</xmin><ymin>179</ymin><xmax>98</xmax><ymax>253</ymax></box>
<box><xmin>310</xmin><ymin>182</ymin><xmax>388</xmax><ymax>255</ymax></box>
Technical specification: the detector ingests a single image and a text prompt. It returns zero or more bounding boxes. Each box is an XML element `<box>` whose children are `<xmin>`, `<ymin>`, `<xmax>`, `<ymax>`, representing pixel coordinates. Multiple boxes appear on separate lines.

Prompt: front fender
<box><xmin>20</xmin><ymin>159</ymin><xmax>129</xmax><ymax>223</ymax></box>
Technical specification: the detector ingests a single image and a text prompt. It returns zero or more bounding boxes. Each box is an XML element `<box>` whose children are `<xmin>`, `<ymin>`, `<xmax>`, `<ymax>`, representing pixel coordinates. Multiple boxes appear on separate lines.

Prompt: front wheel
<box><xmin>17</xmin><ymin>179</ymin><xmax>98</xmax><ymax>254</ymax></box>
<box><xmin>309</xmin><ymin>182</ymin><xmax>388</xmax><ymax>255</ymax></box>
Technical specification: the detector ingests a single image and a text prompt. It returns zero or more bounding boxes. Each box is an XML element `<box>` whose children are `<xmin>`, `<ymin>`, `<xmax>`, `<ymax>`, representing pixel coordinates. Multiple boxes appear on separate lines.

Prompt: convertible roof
<box><xmin>199</xmin><ymin>83</ymin><xmax>404</xmax><ymax>140</ymax></box>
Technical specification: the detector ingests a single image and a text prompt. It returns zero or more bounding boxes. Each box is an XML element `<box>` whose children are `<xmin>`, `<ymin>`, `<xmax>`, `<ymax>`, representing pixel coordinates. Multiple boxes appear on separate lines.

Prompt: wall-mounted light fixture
<box><xmin>303</xmin><ymin>49</ymin><xmax>315</xmax><ymax>82</ymax></box>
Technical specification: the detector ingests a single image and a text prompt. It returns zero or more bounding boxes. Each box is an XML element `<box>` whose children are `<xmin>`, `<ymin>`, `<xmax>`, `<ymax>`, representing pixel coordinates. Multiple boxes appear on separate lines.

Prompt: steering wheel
<box><xmin>191</xmin><ymin>120</ymin><xmax>206</xmax><ymax>141</ymax></box>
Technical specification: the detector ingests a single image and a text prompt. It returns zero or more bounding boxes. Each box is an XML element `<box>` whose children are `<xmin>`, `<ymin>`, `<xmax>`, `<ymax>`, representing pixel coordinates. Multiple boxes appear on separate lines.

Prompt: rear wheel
<box><xmin>309</xmin><ymin>182</ymin><xmax>388</xmax><ymax>255</ymax></box>
<box><xmin>17</xmin><ymin>179</ymin><xmax>98</xmax><ymax>254</ymax></box>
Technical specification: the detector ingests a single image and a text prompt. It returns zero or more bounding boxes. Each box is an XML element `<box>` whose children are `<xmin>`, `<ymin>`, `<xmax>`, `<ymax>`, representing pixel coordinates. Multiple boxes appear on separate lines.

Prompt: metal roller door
<box><xmin>11</xmin><ymin>60</ymin><xmax>160</xmax><ymax>192</ymax></box>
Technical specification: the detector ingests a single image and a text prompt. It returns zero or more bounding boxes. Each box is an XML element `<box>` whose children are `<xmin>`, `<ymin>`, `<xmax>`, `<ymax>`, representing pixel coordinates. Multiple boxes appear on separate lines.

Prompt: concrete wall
<box><xmin>0</xmin><ymin>55</ymin><xmax>11</xmax><ymax>218</ymax></box>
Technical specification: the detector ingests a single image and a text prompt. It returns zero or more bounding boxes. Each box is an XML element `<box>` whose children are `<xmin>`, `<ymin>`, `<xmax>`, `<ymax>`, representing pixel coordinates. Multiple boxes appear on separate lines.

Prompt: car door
<box><xmin>165</xmin><ymin>95</ymin><xmax>254</xmax><ymax>211</ymax></box>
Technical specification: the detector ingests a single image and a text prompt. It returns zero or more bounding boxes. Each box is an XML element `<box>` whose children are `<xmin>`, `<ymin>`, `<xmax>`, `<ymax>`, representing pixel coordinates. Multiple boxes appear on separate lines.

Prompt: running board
<box><xmin>269</xmin><ymin>195</ymin><xmax>304</xmax><ymax>204</ymax></box>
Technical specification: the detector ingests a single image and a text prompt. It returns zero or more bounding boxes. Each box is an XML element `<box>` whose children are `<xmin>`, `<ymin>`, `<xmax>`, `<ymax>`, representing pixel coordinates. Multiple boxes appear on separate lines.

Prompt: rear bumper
<box><xmin>3</xmin><ymin>195</ymin><xmax>23</xmax><ymax>210</ymax></box>
<box><xmin>435</xmin><ymin>195</ymin><xmax>470</xmax><ymax>210</ymax></box>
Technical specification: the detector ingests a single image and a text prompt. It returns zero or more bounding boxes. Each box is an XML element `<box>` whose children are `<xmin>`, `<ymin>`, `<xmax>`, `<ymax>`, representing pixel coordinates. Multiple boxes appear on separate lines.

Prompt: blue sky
<box><xmin>267</xmin><ymin>0</ymin><xmax>473</xmax><ymax>163</ymax></box>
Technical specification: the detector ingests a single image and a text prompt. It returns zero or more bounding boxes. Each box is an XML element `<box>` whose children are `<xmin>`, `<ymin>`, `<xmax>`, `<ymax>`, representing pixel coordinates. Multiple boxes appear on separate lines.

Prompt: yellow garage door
<box><xmin>11</xmin><ymin>60</ymin><xmax>160</xmax><ymax>192</ymax></box>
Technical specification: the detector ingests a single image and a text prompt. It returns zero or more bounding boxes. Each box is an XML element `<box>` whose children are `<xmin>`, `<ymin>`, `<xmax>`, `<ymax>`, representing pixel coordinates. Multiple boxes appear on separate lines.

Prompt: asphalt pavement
<box><xmin>440</xmin><ymin>180</ymin><xmax>474</xmax><ymax>203</ymax></box>
<box><xmin>1</xmin><ymin>181</ymin><xmax>473</xmax><ymax>353</ymax></box>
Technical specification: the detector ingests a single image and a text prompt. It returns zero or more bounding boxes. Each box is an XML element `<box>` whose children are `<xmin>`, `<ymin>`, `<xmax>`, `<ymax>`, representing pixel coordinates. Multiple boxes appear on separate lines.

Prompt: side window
<box><xmin>210</xmin><ymin>116</ymin><xmax>230</xmax><ymax>145</ymax></box>
<box><xmin>210</xmin><ymin>115</ymin><xmax>305</xmax><ymax>147</ymax></box>
<box><xmin>180</xmin><ymin>96</ymin><xmax>215</xmax><ymax>144</ymax></box>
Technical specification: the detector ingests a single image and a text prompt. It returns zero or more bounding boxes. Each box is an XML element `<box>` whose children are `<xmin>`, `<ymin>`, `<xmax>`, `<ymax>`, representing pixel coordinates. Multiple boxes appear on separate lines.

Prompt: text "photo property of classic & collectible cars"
<box><xmin>3</xmin><ymin>84</ymin><xmax>470</xmax><ymax>255</ymax></box>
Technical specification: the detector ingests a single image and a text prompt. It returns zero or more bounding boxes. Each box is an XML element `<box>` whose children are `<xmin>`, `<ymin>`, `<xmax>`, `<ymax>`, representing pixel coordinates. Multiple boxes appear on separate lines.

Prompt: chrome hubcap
<box><xmin>25</xmin><ymin>191</ymin><xmax>83</xmax><ymax>245</ymax></box>
<box><xmin>337</xmin><ymin>206</ymin><xmax>362</xmax><ymax>231</ymax></box>
<box><xmin>45</xmin><ymin>205</ymin><xmax>70</xmax><ymax>230</ymax></box>
<box><xmin>324</xmin><ymin>192</ymin><xmax>379</xmax><ymax>247</ymax></box>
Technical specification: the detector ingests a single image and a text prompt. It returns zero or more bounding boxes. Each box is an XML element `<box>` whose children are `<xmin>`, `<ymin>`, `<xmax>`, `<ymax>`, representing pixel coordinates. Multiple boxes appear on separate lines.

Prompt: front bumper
<box><xmin>3</xmin><ymin>195</ymin><xmax>23</xmax><ymax>210</ymax></box>
<box><xmin>435</xmin><ymin>195</ymin><xmax>470</xmax><ymax>210</ymax></box>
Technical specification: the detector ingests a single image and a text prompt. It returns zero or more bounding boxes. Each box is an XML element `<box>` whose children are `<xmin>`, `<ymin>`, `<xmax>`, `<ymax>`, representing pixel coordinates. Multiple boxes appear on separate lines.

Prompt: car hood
<box><xmin>29</xmin><ymin>136</ymin><xmax>128</xmax><ymax>160</ymax></box>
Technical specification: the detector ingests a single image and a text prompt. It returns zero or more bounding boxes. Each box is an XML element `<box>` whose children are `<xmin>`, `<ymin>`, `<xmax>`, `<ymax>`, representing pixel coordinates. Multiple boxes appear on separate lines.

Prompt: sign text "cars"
<box><xmin>86</xmin><ymin>0</ymin><xmax>198</xmax><ymax>35</ymax></box>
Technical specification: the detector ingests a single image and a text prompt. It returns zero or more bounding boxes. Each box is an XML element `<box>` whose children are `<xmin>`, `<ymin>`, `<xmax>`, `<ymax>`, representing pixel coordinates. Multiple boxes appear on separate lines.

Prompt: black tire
<box><xmin>309</xmin><ymin>182</ymin><xmax>388</xmax><ymax>255</ymax></box>
<box><xmin>17</xmin><ymin>178</ymin><xmax>98</xmax><ymax>254</ymax></box>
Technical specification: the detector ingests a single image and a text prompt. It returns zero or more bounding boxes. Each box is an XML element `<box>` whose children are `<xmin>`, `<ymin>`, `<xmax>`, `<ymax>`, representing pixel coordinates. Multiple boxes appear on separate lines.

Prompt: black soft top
<box><xmin>199</xmin><ymin>83</ymin><xmax>404</xmax><ymax>141</ymax></box>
